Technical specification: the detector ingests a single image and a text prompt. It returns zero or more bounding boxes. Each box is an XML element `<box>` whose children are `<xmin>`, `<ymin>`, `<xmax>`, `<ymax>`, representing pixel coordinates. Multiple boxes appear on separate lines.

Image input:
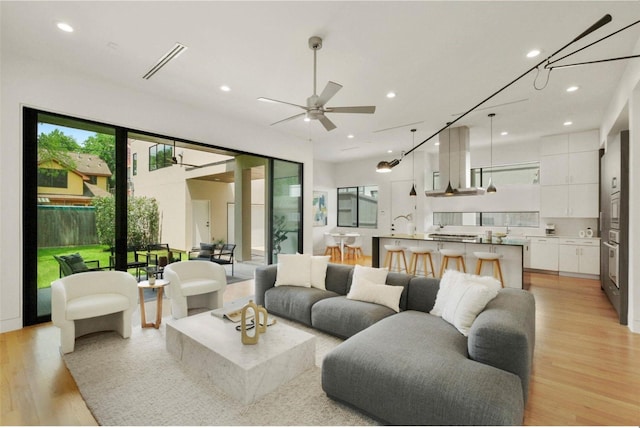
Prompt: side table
<box><xmin>138</xmin><ymin>279</ymin><xmax>170</xmax><ymax>329</ymax></box>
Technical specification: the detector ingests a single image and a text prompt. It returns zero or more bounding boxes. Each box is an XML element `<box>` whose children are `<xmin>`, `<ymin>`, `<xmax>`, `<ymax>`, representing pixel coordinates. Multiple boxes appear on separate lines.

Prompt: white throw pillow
<box><xmin>430</xmin><ymin>269</ymin><xmax>465</xmax><ymax>316</ymax></box>
<box><xmin>438</xmin><ymin>273</ymin><xmax>501</xmax><ymax>336</ymax></box>
<box><xmin>310</xmin><ymin>256</ymin><xmax>330</xmax><ymax>290</ymax></box>
<box><xmin>351</xmin><ymin>265</ymin><xmax>388</xmax><ymax>290</ymax></box>
<box><xmin>274</xmin><ymin>254</ymin><xmax>312</xmax><ymax>287</ymax></box>
<box><xmin>346</xmin><ymin>277</ymin><xmax>404</xmax><ymax>312</ymax></box>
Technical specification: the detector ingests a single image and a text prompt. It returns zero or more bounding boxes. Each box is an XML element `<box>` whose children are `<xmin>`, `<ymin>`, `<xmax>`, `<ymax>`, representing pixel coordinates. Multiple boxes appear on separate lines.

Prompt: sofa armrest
<box><xmin>254</xmin><ymin>264</ymin><xmax>278</xmax><ymax>306</ymax></box>
<box><xmin>468</xmin><ymin>288</ymin><xmax>535</xmax><ymax>403</ymax></box>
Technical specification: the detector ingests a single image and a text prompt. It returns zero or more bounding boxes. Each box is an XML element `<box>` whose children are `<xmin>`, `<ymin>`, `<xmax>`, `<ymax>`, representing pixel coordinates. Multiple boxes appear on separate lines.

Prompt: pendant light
<box><xmin>487</xmin><ymin>113</ymin><xmax>497</xmax><ymax>193</ymax></box>
<box><xmin>444</xmin><ymin>123</ymin><xmax>456</xmax><ymax>196</ymax></box>
<box><xmin>409</xmin><ymin>129</ymin><xmax>417</xmax><ymax>196</ymax></box>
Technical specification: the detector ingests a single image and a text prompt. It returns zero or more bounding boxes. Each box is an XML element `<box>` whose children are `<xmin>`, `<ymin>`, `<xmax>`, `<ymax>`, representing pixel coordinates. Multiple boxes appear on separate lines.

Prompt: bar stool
<box><xmin>384</xmin><ymin>245</ymin><xmax>408</xmax><ymax>273</ymax></box>
<box><xmin>408</xmin><ymin>247</ymin><xmax>435</xmax><ymax>277</ymax></box>
<box><xmin>345</xmin><ymin>235</ymin><xmax>364</xmax><ymax>259</ymax></box>
<box><xmin>438</xmin><ymin>249</ymin><xmax>467</xmax><ymax>278</ymax></box>
<box><xmin>474</xmin><ymin>251</ymin><xmax>505</xmax><ymax>287</ymax></box>
<box><xmin>323</xmin><ymin>234</ymin><xmax>341</xmax><ymax>260</ymax></box>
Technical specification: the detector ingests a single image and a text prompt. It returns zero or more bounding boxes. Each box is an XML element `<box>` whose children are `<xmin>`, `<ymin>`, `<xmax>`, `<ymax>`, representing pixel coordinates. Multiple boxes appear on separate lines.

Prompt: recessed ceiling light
<box><xmin>304</xmin><ymin>117</ymin><xmax>311</xmax><ymax>122</ymax></box>
<box><xmin>566</xmin><ymin>85</ymin><xmax>579</xmax><ymax>92</ymax></box>
<box><xmin>501</xmin><ymin>131</ymin><xmax>508</xmax><ymax>136</ymax></box>
<box><xmin>347</xmin><ymin>134</ymin><xmax>355</xmax><ymax>139</ymax></box>
<box><xmin>526</xmin><ymin>49</ymin><xmax>540</xmax><ymax>58</ymax></box>
<box><xmin>563</xmin><ymin>121</ymin><xmax>573</xmax><ymax>126</ymax></box>
<box><xmin>57</xmin><ymin>22</ymin><xmax>74</xmax><ymax>33</ymax></box>
<box><xmin>434</xmin><ymin>142</ymin><xmax>440</xmax><ymax>146</ymax></box>
<box><xmin>220</xmin><ymin>85</ymin><xmax>231</xmax><ymax>92</ymax></box>
<box><xmin>387</xmin><ymin>150</ymin><xmax>393</xmax><ymax>153</ymax></box>
<box><xmin>386</xmin><ymin>91</ymin><xmax>396</xmax><ymax>99</ymax></box>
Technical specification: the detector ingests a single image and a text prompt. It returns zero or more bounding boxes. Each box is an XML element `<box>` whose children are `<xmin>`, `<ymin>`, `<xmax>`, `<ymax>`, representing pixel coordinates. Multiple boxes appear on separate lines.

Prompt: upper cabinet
<box><xmin>539</xmin><ymin>130</ymin><xmax>600</xmax><ymax>218</ymax></box>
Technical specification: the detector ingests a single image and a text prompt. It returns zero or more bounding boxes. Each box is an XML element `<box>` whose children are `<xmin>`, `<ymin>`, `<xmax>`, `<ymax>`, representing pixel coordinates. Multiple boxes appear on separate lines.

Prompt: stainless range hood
<box><xmin>425</xmin><ymin>125</ymin><xmax>485</xmax><ymax>197</ymax></box>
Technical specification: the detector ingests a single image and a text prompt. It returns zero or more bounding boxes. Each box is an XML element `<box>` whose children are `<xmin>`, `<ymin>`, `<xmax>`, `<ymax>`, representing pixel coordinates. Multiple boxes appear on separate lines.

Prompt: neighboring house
<box><xmin>37</xmin><ymin>152</ymin><xmax>112</xmax><ymax>206</ymax></box>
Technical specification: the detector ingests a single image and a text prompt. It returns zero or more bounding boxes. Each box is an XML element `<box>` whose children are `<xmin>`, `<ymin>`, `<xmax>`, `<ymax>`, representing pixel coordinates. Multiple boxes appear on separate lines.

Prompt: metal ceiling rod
<box><xmin>376</xmin><ymin>14</ymin><xmax>613</xmax><ymax>170</ymax></box>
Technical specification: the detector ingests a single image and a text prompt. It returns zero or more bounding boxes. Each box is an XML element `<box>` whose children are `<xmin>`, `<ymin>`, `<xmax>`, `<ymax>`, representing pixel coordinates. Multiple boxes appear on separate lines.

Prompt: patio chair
<box><xmin>188</xmin><ymin>243</ymin><xmax>236</xmax><ymax>276</ymax></box>
<box><xmin>54</xmin><ymin>253</ymin><xmax>103</xmax><ymax>277</ymax></box>
<box><xmin>144</xmin><ymin>243</ymin><xmax>182</xmax><ymax>277</ymax></box>
<box><xmin>211</xmin><ymin>244</ymin><xmax>236</xmax><ymax>276</ymax></box>
<box><xmin>109</xmin><ymin>245</ymin><xmax>148</xmax><ymax>280</ymax></box>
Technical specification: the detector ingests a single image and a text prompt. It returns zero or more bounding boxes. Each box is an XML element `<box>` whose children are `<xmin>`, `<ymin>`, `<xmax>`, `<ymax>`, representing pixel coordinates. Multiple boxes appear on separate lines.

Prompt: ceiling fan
<box><xmin>170</xmin><ymin>141</ymin><xmax>204</xmax><ymax>168</ymax></box>
<box><xmin>258</xmin><ymin>36</ymin><xmax>376</xmax><ymax>131</ymax></box>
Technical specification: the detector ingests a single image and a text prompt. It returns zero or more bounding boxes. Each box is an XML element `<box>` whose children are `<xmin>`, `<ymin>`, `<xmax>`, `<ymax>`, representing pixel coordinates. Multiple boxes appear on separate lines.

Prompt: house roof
<box><xmin>39</xmin><ymin>152</ymin><xmax>112</xmax><ymax>177</ymax></box>
<box><xmin>67</xmin><ymin>153</ymin><xmax>112</xmax><ymax>177</ymax></box>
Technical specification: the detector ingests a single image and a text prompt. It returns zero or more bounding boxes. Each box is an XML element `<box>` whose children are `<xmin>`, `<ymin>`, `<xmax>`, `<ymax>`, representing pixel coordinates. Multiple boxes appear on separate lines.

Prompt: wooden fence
<box><xmin>37</xmin><ymin>205</ymin><xmax>98</xmax><ymax>247</ymax></box>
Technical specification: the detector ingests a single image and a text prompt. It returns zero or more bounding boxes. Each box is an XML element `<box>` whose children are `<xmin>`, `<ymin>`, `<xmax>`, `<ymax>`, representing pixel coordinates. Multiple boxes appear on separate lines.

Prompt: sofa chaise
<box><xmin>255</xmin><ymin>262</ymin><xmax>535</xmax><ymax>425</ymax></box>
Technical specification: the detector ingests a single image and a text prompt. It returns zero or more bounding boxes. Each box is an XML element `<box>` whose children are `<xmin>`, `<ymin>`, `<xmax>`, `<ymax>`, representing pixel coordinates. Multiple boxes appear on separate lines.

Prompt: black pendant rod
<box><xmin>546</xmin><ymin>17</ymin><xmax>638</xmax><ymax>68</ymax></box>
<box><xmin>549</xmin><ymin>54</ymin><xmax>640</xmax><ymax>70</ymax></box>
<box><xmin>398</xmin><ymin>14</ymin><xmax>612</xmax><ymax>160</ymax></box>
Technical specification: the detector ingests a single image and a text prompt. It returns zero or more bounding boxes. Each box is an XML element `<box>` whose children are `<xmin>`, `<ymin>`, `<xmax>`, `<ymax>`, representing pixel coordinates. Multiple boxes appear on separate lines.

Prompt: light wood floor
<box><xmin>2</xmin><ymin>258</ymin><xmax>639</xmax><ymax>426</ymax></box>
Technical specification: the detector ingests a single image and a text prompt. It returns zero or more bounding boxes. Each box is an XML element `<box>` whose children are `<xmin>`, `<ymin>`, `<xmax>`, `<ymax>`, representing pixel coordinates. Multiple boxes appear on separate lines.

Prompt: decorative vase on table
<box><xmin>241</xmin><ymin>300</ymin><xmax>268</xmax><ymax>345</ymax></box>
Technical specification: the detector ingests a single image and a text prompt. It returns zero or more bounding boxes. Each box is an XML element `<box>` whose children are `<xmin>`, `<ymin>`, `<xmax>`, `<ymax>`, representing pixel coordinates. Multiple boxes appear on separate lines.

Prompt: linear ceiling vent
<box><xmin>142</xmin><ymin>42</ymin><xmax>188</xmax><ymax>80</ymax></box>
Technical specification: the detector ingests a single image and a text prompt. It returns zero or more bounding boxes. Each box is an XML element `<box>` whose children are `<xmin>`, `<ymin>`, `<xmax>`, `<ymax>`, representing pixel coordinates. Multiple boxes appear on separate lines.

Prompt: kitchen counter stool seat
<box><xmin>438</xmin><ymin>249</ymin><xmax>466</xmax><ymax>278</ymax></box>
<box><xmin>474</xmin><ymin>251</ymin><xmax>505</xmax><ymax>287</ymax></box>
<box><xmin>408</xmin><ymin>246</ymin><xmax>435</xmax><ymax>277</ymax></box>
<box><xmin>384</xmin><ymin>245</ymin><xmax>408</xmax><ymax>273</ymax></box>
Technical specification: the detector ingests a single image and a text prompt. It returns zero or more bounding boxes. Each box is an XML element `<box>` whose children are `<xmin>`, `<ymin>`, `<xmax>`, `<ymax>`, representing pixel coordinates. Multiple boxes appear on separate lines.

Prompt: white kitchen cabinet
<box><xmin>568</xmin><ymin>184</ymin><xmax>599</xmax><ymax>217</ymax></box>
<box><xmin>529</xmin><ymin>237</ymin><xmax>559</xmax><ymax>271</ymax></box>
<box><xmin>558</xmin><ymin>238</ymin><xmax>600</xmax><ymax>276</ymax></box>
<box><xmin>540</xmin><ymin>134</ymin><xmax>569</xmax><ymax>156</ymax></box>
<box><xmin>540</xmin><ymin>151</ymin><xmax>598</xmax><ymax>185</ymax></box>
<box><xmin>540</xmin><ymin>183</ymin><xmax>598</xmax><ymax>218</ymax></box>
<box><xmin>539</xmin><ymin>130</ymin><xmax>599</xmax><ymax>219</ymax></box>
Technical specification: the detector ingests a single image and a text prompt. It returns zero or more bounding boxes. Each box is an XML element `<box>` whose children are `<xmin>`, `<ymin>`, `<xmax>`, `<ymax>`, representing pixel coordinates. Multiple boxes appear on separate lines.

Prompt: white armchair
<box><xmin>51</xmin><ymin>271</ymin><xmax>138</xmax><ymax>354</ymax></box>
<box><xmin>163</xmin><ymin>260</ymin><xmax>227</xmax><ymax>319</ymax></box>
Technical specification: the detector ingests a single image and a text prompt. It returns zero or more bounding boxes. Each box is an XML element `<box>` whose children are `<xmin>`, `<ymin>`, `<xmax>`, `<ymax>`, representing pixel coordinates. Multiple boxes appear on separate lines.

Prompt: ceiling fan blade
<box><xmin>316</xmin><ymin>81</ymin><xmax>343</xmax><ymax>106</ymax></box>
<box><xmin>270</xmin><ymin>112</ymin><xmax>306</xmax><ymax>126</ymax></box>
<box><xmin>319</xmin><ymin>115</ymin><xmax>337</xmax><ymax>131</ymax></box>
<box><xmin>325</xmin><ymin>106</ymin><xmax>376</xmax><ymax>114</ymax></box>
<box><xmin>257</xmin><ymin>97</ymin><xmax>308</xmax><ymax>110</ymax></box>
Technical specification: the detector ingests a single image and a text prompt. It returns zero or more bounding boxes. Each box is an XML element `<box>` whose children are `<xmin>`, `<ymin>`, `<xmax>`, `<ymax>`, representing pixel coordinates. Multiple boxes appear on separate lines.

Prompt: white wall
<box><xmin>0</xmin><ymin>52</ymin><xmax>314</xmax><ymax>332</ymax></box>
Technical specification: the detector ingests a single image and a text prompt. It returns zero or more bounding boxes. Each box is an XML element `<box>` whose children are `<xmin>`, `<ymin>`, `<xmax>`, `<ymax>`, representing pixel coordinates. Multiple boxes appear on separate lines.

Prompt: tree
<box><xmin>93</xmin><ymin>195</ymin><xmax>160</xmax><ymax>248</ymax></box>
<box><xmin>37</xmin><ymin>129</ymin><xmax>81</xmax><ymax>168</ymax></box>
<box><xmin>82</xmin><ymin>133</ymin><xmax>116</xmax><ymax>188</ymax></box>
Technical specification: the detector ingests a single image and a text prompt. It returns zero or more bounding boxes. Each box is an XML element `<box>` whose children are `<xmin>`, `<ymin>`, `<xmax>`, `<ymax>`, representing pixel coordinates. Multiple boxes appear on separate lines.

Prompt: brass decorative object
<box><xmin>240</xmin><ymin>300</ymin><xmax>270</xmax><ymax>345</ymax></box>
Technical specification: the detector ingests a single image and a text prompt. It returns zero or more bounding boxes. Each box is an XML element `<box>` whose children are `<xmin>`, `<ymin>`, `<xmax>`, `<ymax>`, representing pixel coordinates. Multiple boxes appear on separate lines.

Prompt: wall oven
<box><xmin>603</xmin><ymin>230</ymin><xmax>619</xmax><ymax>288</ymax></box>
<box><xmin>610</xmin><ymin>192</ymin><xmax>620</xmax><ymax>230</ymax></box>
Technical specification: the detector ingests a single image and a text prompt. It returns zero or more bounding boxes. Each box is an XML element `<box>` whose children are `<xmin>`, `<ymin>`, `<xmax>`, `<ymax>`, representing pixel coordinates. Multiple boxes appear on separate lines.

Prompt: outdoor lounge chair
<box><xmin>143</xmin><ymin>243</ymin><xmax>182</xmax><ymax>277</ymax></box>
<box><xmin>54</xmin><ymin>253</ymin><xmax>103</xmax><ymax>277</ymax></box>
<box><xmin>109</xmin><ymin>245</ymin><xmax>148</xmax><ymax>280</ymax></box>
<box><xmin>211</xmin><ymin>244</ymin><xmax>236</xmax><ymax>276</ymax></box>
<box><xmin>189</xmin><ymin>243</ymin><xmax>236</xmax><ymax>276</ymax></box>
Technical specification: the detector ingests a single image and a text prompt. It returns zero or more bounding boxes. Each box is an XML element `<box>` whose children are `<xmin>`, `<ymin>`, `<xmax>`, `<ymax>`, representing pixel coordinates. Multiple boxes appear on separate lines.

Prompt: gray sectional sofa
<box><xmin>254</xmin><ymin>263</ymin><xmax>535</xmax><ymax>426</ymax></box>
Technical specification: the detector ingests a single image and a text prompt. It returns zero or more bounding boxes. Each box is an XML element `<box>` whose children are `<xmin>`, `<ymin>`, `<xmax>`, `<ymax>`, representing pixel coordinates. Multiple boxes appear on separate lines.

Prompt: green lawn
<box><xmin>37</xmin><ymin>245</ymin><xmax>188</xmax><ymax>289</ymax></box>
<box><xmin>38</xmin><ymin>245</ymin><xmax>112</xmax><ymax>289</ymax></box>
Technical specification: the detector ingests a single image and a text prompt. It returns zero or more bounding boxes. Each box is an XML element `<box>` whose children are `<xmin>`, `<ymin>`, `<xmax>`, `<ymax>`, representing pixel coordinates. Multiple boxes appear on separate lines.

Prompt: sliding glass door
<box><xmin>270</xmin><ymin>159</ymin><xmax>303</xmax><ymax>263</ymax></box>
<box><xmin>23</xmin><ymin>110</ymin><xmax>119</xmax><ymax>324</ymax></box>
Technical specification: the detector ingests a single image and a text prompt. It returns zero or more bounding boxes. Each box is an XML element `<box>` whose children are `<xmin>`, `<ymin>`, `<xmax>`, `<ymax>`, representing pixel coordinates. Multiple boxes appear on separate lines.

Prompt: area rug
<box><xmin>63</xmin><ymin>316</ymin><xmax>378</xmax><ymax>426</ymax></box>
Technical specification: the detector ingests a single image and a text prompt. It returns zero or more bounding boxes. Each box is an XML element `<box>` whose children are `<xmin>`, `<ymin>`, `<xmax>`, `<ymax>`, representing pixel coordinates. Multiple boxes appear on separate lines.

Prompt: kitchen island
<box><xmin>373</xmin><ymin>234</ymin><xmax>526</xmax><ymax>289</ymax></box>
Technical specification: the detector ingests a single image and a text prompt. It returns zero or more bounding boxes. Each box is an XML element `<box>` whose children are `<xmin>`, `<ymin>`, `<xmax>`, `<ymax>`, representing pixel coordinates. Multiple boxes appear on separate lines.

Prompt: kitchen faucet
<box><xmin>393</xmin><ymin>213</ymin><xmax>412</xmax><ymax>222</ymax></box>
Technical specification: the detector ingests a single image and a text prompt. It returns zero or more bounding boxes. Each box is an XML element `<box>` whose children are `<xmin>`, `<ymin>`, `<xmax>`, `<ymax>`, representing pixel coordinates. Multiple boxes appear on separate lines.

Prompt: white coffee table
<box><xmin>166</xmin><ymin>311</ymin><xmax>315</xmax><ymax>404</ymax></box>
